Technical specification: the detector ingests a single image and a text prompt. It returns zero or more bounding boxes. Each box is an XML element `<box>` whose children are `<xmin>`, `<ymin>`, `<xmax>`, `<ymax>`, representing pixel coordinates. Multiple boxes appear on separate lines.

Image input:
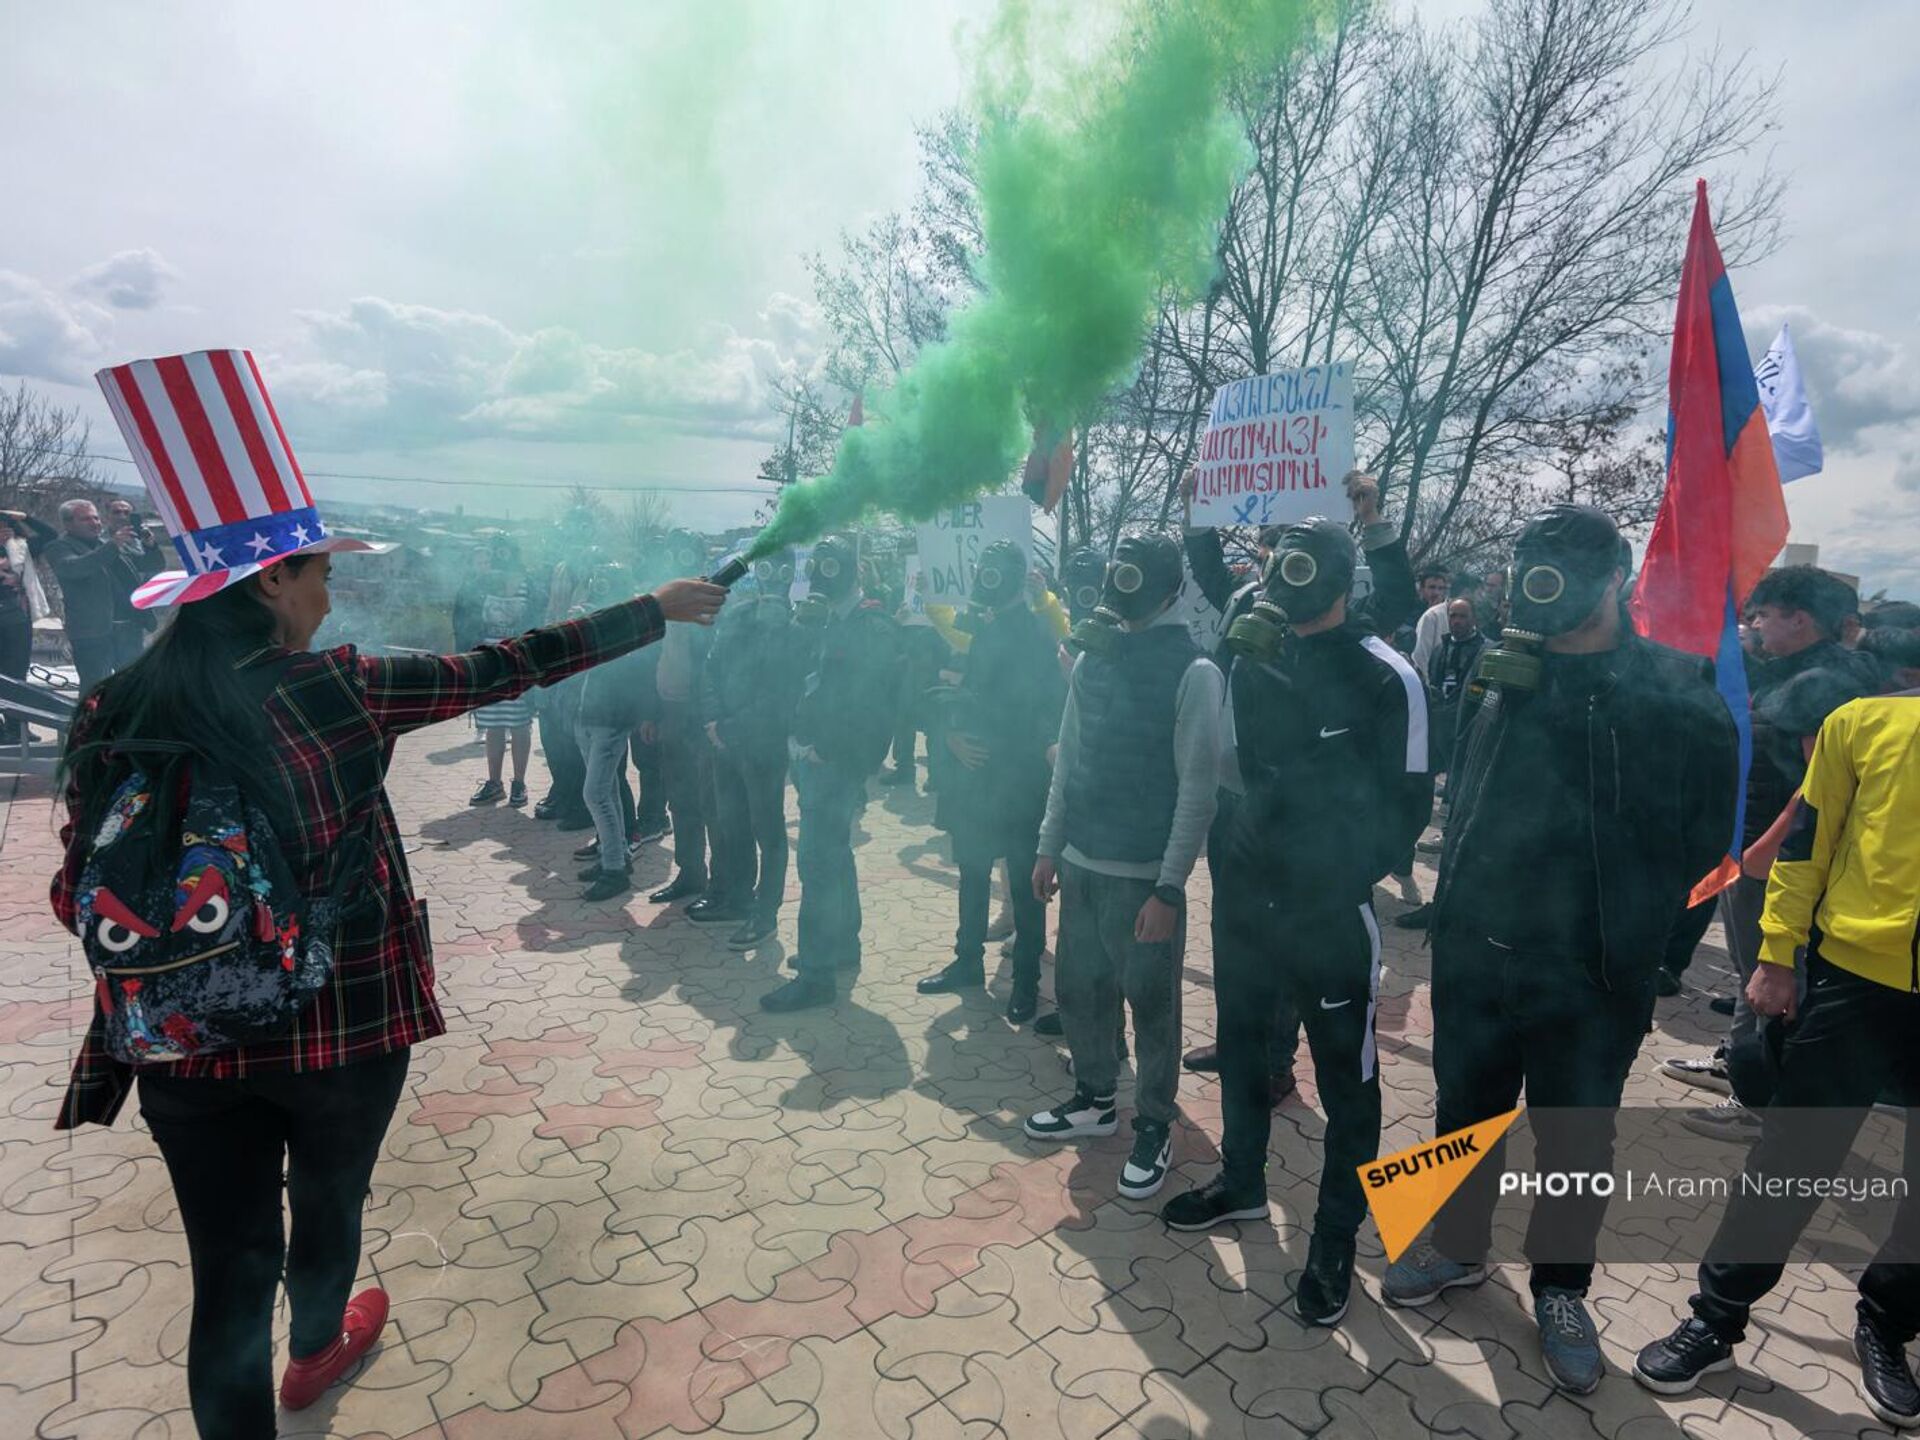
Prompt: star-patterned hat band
<box><xmin>94</xmin><ymin>349</ymin><xmax>388</xmax><ymax>609</ymax></box>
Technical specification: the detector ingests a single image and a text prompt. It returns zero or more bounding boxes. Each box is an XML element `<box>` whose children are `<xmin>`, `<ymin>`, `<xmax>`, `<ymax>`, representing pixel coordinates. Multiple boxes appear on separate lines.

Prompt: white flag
<box><xmin>1754</xmin><ymin>323</ymin><xmax>1823</xmax><ymax>483</ymax></box>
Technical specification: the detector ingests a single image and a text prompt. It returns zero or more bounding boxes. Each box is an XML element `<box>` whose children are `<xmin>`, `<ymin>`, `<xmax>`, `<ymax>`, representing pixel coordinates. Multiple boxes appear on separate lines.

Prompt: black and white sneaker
<box><xmin>1657</xmin><ymin>1049</ymin><xmax>1732</xmax><ymax>1096</ymax></box>
<box><xmin>1297</xmin><ymin>1232</ymin><xmax>1356</xmax><ymax>1327</ymax></box>
<box><xmin>1856</xmin><ymin>1318</ymin><xmax>1920</xmax><ymax>1429</ymax></box>
<box><xmin>1023</xmin><ymin>1089</ymin><xmax>1117</xmax><ymax>1141</ymax></box>
<box><xmin>1633</xmin><ymin>1317</ymin><xmax>1736</xmax><ymax>1395</ymax></box>
<box><xmin>1162</xmin><ymin>1173</ymin><xmax>1269</xmax><ymax>1232</ymax></box>
<box><xmin>1118</xmin><ymin>1122</ymin><xmax>1172</xmax><ymax>1200</ymax></box>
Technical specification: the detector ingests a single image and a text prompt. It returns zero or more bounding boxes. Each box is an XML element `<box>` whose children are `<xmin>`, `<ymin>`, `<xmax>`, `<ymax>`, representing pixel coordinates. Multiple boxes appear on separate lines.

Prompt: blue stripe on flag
<box><xmin>1709</xmin><ymin>275</ymin><xmax>1763</xmax><ymax>458</ymax></box>
<box><xmin>1711</xmin><ymin>586</ymin><xmax>1752</xmax><ymax>865</ymax></box>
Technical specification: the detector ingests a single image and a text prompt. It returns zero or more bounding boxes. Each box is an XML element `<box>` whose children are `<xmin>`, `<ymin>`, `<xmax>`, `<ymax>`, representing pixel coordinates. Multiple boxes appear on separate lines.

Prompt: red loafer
<box><xmin>279</xmin><ymin>1286</ymin><xmax>389</xmax><ymax>1410</ymax></box>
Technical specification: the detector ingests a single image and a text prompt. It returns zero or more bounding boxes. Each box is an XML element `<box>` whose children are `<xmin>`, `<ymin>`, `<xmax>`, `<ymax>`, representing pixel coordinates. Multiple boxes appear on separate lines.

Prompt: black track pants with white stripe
<box><xmin>1218</xmin><ymin>898</ymin><xmax>1383</xmax><ymax>1240</ymax></box>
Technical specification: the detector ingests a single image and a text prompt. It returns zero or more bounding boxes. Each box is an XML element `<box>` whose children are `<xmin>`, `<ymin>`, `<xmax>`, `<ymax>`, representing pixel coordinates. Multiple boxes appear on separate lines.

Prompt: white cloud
<box><xmin>272</xmin><ymin>292</ymin><xmax>827</xmax><ymax>449</ymax></box>
<box><xmin>69</xmin><ymin>248</ymin><xmax>179</xmax><ymax>310</ymax></box>
<box><xmin>1744</xmin><ymin>305</ymin><xmax>1920</xmax><ymax>454</ymax></box>
<box><xmin>0</xmin><ymin>270</ymin><xmax>110</xmax><ymax>383</ymax></box>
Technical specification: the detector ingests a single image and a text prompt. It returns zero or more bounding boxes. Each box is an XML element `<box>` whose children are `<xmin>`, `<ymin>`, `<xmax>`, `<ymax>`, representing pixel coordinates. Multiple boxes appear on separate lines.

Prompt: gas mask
<box><xmin>1474</xmin><ymin>504</ymin><xmax>1628</xmax><ymax>695</ymax></box>
<box><xmin>795</xmin><ymin>536</ymin><xmax>857</xmax><ymax>628</ymax></box>
<box><xmin>1226</xmin><ymin>517</ymin><xmax>1356</xmax><ymax>664</ymax></box>
<box><xmin>959</xmin><ymin>539</ymin><xmax>1026</xmax><ymax>633</ymax></box>
<box><xmin>664</xmin><ymin>528</ymin><xmax>707</xmax><ymax>577</ymax></box>
<box><xmin>1062</xmin><ymin>547</ymin><xmax>1108</xmax><ymax>624</ymax></box>
<box><xmin>1066</xmin><ymin>532</ymin><xmax>1184</xmax><ymax>657</ymax></box>
<box><xmin>749</xmin><ymin>550</ymin><xmax>794</xmax><ymax>594</ymax></box>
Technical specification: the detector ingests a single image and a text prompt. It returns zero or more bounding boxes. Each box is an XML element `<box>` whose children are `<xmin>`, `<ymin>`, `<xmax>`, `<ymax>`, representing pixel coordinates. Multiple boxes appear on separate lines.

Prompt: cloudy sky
<box><xmin>3</xmin><ymin>0</ymin><xmax>1917</xmax><ymax>593</ymax></box>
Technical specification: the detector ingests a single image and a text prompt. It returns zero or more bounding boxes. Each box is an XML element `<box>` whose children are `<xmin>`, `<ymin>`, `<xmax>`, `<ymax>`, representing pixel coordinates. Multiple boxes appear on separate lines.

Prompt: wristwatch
<box><xmin>1152</xmin><ymin>884</ymin><xmax>1184</xmax><ymax>909</ymax></box>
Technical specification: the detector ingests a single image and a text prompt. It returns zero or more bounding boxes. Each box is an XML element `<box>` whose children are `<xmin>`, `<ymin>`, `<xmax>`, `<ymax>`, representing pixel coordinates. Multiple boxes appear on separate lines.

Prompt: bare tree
<box><xmin>804</xmin><ymin>211</ymin><xmax>952</xmax><ymax>397</ymax></box>
<box><xmin>0</xmin><ymin>380</ymin><xmax>106</xmax><ymax>515</ymax></box>
<box><xmin>756</xmin><ymin>372</ymin><xmax>845</xmax><ymax>490</ymax></box>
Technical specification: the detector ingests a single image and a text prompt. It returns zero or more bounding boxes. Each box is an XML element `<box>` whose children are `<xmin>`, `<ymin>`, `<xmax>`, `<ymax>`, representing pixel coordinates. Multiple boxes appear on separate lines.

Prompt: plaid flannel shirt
<box><xmin>53</xmin><ymin>596</ymin><xmax>665</xmax><ymax>1129</ymax></box>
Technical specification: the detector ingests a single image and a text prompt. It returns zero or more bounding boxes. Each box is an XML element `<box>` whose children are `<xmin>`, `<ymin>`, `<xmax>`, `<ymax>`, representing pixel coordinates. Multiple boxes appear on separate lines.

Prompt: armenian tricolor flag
<box><xmin>1631</xmin><ymin>180</ymin><xmax>1789</xmax><ymax>901</ymax></box>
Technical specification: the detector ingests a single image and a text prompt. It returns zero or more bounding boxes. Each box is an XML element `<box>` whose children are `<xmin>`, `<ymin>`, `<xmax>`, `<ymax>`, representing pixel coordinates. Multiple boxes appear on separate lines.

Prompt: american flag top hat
<box><xmin>94</xmin><ymin>349</ymin><xmax>390</xmax><ymax>609</ymax></box>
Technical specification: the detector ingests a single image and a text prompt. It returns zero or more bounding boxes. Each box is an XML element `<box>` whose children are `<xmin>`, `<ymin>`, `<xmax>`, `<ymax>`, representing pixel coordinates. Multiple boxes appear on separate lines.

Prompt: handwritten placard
<box><xmin>1192</xmin><ymin>362</ymin><xmax>1354</xmax><ymax>529</ymax></box>
<box><xmin>914</xmin><ymin>495</ymin><xmax>1030</xmax><ymax>601</ymax></box>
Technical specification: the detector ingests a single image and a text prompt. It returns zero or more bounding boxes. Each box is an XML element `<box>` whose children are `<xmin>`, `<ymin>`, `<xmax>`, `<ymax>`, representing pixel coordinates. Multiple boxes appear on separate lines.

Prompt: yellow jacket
<box><xmin>926</xmin><ymin>591</ymin><xmax>1071</xmax><ymax>653</ymax></box>
<box><xmin>1759</xmin><ymin>694</ymin><xmax>1920</xmax><ymax>989</ymax></box>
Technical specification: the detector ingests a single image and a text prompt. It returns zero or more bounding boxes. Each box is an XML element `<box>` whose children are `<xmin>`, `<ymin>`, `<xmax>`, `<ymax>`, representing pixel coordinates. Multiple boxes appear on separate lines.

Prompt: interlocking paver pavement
<box><xmin>0</xmin><ymin>724</ymin><xmax>1904</xmax><ymax>1437</ymax></box>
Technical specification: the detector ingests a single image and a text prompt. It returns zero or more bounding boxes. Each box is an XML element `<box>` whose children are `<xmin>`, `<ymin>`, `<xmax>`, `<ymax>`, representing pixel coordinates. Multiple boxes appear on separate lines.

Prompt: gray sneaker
<box><xmin>1382</xmin><ymin>1241</ymin><xmax>1488</xmax><ymax>1308</ymax></box>
<box><xmin>1534</xmin><ymin>1287</ymin><xmax>1603</xmax><ymax>1394</ymax></box>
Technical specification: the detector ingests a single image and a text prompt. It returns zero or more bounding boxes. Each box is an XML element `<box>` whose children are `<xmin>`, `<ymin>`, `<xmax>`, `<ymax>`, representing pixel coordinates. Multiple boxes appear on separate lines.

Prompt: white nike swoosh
<box><xmin>1318</xmin><ymin>726</ymin><xmax>1350</xmax><ymax>739</ymax></box>
<box><xmin>1319</xmin><ymin>998</ymin><xmax>1351</xmax><ymax>1010</ymax></box>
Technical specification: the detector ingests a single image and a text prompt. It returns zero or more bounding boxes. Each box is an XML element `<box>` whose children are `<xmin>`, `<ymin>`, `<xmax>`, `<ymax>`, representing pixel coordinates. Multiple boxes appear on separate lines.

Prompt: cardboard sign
<box><xmin>914</xmin><ymin>495</ymin><xmax>1030</xmax><ymax>602</ymax></box>
<box><xmin>1192</xmin><ymin>363</ymin><xmax>1355</xmax><ymax>529</ymax></box>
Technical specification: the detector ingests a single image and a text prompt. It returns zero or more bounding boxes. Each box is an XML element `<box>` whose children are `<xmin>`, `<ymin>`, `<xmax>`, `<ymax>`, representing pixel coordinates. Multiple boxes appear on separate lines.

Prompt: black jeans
<box><xmin>1430</xmin><ymin>930</ymin><xmax>1654</xmax><ymax>1295</ymax></box>
<box><xmin>1220</xmin><ymin>898</ymin><xmax>1382</xmax><ymax>1239</ymax></box>
<box><xmin>138</xmin><ymin>1051</ymin><xmax>410</xmax><ymax>1440</ymax></box>
<box><xmin>952</xmin><ymin>830</ymin><xmax>1044</xmax><ymax>980</ymax></box>
<box><xmin>538</xmin><ymin>694</ymin><xmax>588</xmax><ymax>818</ymax></box>
<box><xmin>632</xmin><ymin>727</ymin><xmax>666</xmax><ymax>828</ymax></box>
<box><xmin>1660</xmin><ymin>894</ymin><xmax>1719</xmax><ymax>983</ymax></box>
<box><xmin>712</xmin><ymin>744</ymin><xmax>790</xmax><ymax>919</ymax></box>
<box><xmin>1693</xmin><ymin>949</ymin><xmax>1920</xmax><ymax>1343</ymax></box>
<box><xmin>794</xmin><ymin>760</ymin><xmax>865</xmax><ymax>975</ymax></box>
<box><xmin>660</xmin><ymin>701</ymin><xmax>710</xmax><ymax>885</ymax></box>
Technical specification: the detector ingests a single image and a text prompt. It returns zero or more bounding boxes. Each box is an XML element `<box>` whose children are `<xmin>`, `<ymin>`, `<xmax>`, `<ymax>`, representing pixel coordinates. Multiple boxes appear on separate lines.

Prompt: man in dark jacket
<box><xmin>915</xmin><ymin>540</ymin><xmax>1066</xmax><ymax>1021</ymax></box>
<box><xmin>761</xmin><ymin>535</ymin><xmax>901</xmax><ymax>1013</ymax></box>
<box><xmin>44</xmin><ymin>498</ymin><xmax>146</xmax><ymax>690</ymax></box>
<box><xmin>700</xmin><ymin>550</ymin><xmax>802</xmax><ymax>948</ymax></box>
<box><xmin>1160</xmin><ymin>514</ymin><xmax>1431</xmax><ymax>1330</ymax></box>
<box><xmin>1382</xmin><ymin>505</ymin><xmax>1739</xmax><ymax>1395</ymax></box>
<box><xmin>1177</xmin><ymin>473</ymin><xmax>1421</xmax><ymax>1086</ymax></box>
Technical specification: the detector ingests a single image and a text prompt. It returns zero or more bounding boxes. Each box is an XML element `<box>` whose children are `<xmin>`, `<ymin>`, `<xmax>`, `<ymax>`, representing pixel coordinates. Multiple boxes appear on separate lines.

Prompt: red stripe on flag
<box><xmin>179</xmin><ymin>572</ymin><xmax>230</xmax><ymax>604</ymax></box>
<box><xmin>245</xmin><ymin>351</ymin><xmax>312</xmax><ymax>505</ymax></box>
<box><xmin>154</xmin><ymin>356</ymin><xmax>248</xmax><ymax>525</ymax></box>
<box><xmin>108</xmin><ymin>367</ymin><xmax>197</xmax><ymax>528</ymax></box>
<box><xmin>207</xmin><ymin>350</ymin><xmax>292</xmax><ymax>511</ymax></box>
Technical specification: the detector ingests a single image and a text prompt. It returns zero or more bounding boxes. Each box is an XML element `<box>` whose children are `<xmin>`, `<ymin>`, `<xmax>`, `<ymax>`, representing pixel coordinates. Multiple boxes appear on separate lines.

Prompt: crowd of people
<box><xmin>43</xmin><ymin>465</ymin><xmax>1920</xmax><ymax>1436</ymax></box>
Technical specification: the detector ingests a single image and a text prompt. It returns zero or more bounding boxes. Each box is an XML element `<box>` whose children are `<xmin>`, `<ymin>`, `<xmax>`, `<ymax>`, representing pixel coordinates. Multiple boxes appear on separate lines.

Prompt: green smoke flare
<box><xmin>749</xmin><ymin>0</ymin><xmax>1322</xmax><ymax>559</ymax></box>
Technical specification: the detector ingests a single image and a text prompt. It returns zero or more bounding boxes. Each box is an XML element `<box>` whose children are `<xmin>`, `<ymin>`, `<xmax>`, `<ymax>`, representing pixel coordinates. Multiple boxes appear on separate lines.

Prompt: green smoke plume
<box><xmin>749</xmin><ymin>0</ymin><xmax>1322</xmax><ymax>559</ymax></box>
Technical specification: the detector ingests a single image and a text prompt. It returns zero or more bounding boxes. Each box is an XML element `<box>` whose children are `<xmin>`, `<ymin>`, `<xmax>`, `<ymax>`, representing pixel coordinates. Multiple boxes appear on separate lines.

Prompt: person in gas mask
<box><xmin>1023</xmin><ymin>531</ymin><xmax>1222</xmax><ymax>1203</ymax></box>
<box><xmin>699</xmin><ymin>550</ymin><xmax>803</xmax><ymax>947</ymax></box>
<box><xmin>1176</xmin><ymin>472</ymin><xmax>1420</xmax><ymax>1089</ymax></box>
<box><xmin>915</xmin><ymin>540</ymin><xmax>1066</xmax><ymax>1021</ymax></box>
<box><xmin>1159</xmin><ymin>515</ymin><xmax>1431</xmax><ymax>1330</ymax></box>
<box><xmin>761</xmin><ymin>534</ymin><xmax>901</xmax><ymax>1012</ymax></box>
<box><xmin>1383</xmin><ymin>505</ymin><xmax>1738</xmax><ymax>1395</ymax></box>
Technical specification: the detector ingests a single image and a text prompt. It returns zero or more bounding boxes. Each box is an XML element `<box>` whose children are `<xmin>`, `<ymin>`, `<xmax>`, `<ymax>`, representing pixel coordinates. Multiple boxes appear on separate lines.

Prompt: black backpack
<box><xmin>73</xmin><ymin>743</ymin><xmax>376</xmax><ymax>1065</ymax></box>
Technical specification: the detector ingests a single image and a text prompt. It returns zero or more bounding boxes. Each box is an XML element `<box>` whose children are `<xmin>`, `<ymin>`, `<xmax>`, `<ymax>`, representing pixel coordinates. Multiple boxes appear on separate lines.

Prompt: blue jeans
<box><xmin>577</xmin><ymin>722</ymin><xmax>632</xmax><ymax>869</ymax></box>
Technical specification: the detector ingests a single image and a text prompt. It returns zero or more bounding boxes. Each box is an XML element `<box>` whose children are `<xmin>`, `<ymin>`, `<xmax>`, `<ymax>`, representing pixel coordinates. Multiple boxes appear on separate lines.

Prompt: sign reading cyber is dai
<box><xmin>1191</xmin><ymin>362</ymin><xmax>1355</xmax><ymax>529</ymax></box>
<box><xmin>914</xmin><ymin>494</ymin><xmax>1030</xmax><ymax>602</ymax></box>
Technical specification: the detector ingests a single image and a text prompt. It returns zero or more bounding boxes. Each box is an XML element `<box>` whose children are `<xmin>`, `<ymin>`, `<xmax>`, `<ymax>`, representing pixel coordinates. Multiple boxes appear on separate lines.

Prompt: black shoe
<box><xmin>1006</xmin><ymin>978</ymin><xmax>1040</xmax><ymax>1025</ymax></box>
<box><xmin>761</xmin><ymin>973</ymin><xmax>835</xmax><ymax>1013</ymax></box>
<box><xmin>1393</xmin><ymin>903</ymin><xmax>1432</xmax><ymax>930</ymax></box>
<box><xmin>574</xmin><ymin>839</ymin><xmax>601</xmax><ymax>860</ymax></box>
<box><xmin>555</xmin><ymin>812</ymin><xmax>594</xmax><ymax>832</ymax></box>
<box><xmin>1632</xmin><ymin>1317</ymin><xmax>1736</xmax><ymax>1394</ymax></box>
<box><xmin>878</xmin><ymin>766</ymin><xmax>914</xmax><ymax>788</ymax></box>
<box><xmin>1034</xmin><ymin>1011</ymin><xmax>1064</xmax><ymax>1037</ymax></box>
<box><xmin>1270</xmin><ymin>1068</ymin><xmax>1298</xmax><ymax>1107</ymax></box>
<box><xmin>582</xmin><ymin>870</ymin><xmax>632</xmax><ymax>902</ymax></box>
<box><xmin>469</xmin><ymin>779</ymin><xmax>505</xmax><ymax>806</ymax></box>
<box><xmin>1297</xmin><ymin>1232</ymin><xmax>1357</xmax><ymax>1327</ymax></box>
<box><xmin>1708</xmin><ymin>995</ymin><xmax>1736</xmax><ymax>1016</ymax></box>
<box><xmin>1182</xmin><ymin>1044</ymin><xmax>1220</xmax><ymax>1074</ymax></box>
<box><xmin>1162</xmin><ymin>1173</ymin><xmax>1269</xmax><ymax>1232</ymax></box>
<box><xmin>1856</xmin><ymin>1317</ymin><xmax>1920</xmax><ymax>1429</ymax></box>
<box><xmin>578</xmin><ymin>863</ymin><xmax>610</xmax><ymax>882</ymax></box>
<box><xmin>633</xmin><ymin>816</ymin><xmax>670</xmax><ymax>844</ymax></box>
<box><xmin>1655</xmin><ymin>968</ymin><xmax>1683</xmax><ymax>997</ymax></box>
<box><xmin>508</xmin><ymin>781</ymin><xmax>528</xmax><ymax>808</ymax></box>
<box><xmin>649</xmin><ymin>875</ymin><xmax>705</xmax><ymax>905</ymax></box>
<box><xmin>534</xmin><ymin>797</ymin><xmax>559</xmax><ymax>820</ymax></box>
<box><xmin>728</xmin><ymin>917</ymin><xmax>777</xmax><ymax>951</ymax></box>
<box><xmin>916</xmin><ymin>960</ymin><xmax>986</xmax><ymax>995</ymax></box>
<box><xmin>686</xmin><ymin>898</ymin><xmax>745</xmax><ymax>926</ymax></box>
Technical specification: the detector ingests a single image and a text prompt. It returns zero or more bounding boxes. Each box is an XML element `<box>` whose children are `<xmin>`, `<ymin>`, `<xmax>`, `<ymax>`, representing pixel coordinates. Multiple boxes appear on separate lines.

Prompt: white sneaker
<box><xmin>1658</xmin><ymin>1050</ymin><xmax>1732</xmax><ymax>1095</ymax></box>
<box><xmin>1682</xmin><ymin>1098</ymin><xmax>1763</xmax><ymax>1144</ymax></box>
<box><xmin>1119</xmin><ymin>1125</ymin><xmax>1172</xmax><ymax>1200</ymax></box>
<box><xmin>1024</xmin><ymin>1089</ymin><xmax>1118</xmax><ymax>1141</ymax></box>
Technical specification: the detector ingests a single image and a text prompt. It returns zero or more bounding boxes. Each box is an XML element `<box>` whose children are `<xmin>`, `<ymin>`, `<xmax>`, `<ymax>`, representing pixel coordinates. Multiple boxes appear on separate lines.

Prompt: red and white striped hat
<box><xmin>94</xmin><ymin>349</ymin><xmax>389</xmax><ymax>608</ymax></box>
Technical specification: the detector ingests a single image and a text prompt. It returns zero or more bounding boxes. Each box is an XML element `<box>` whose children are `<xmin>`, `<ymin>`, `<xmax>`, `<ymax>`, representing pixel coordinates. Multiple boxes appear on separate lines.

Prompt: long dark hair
<box><xmin>59</xmin><ymin>558</ymin><xmax>313</xmax><ymax>839</ymax></box>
